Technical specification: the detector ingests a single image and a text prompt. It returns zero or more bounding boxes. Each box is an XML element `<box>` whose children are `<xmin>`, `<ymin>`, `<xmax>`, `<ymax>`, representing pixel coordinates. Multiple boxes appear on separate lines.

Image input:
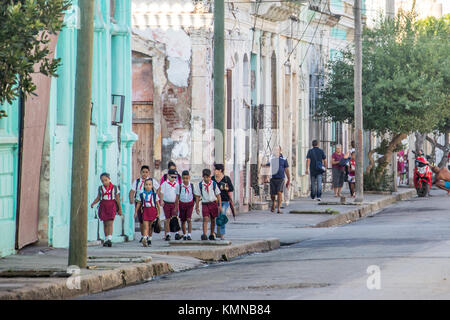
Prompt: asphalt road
<box><xmin>82</xmin><ymin>189</ymin><xmax>450</xmax><ymax>300</ymax></box>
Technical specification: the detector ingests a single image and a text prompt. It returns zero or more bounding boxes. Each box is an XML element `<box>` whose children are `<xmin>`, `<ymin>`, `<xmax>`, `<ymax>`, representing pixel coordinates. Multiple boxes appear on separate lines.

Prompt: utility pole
<box><xmin>354</xmin><ymin>0</ymin><xmax>364</xmax><ymax>203</ymax></box>
<box><xmin>214</xmin><ymin>0</ymin><xmax>225</xmax><ymax>165</ymax></box>
<box><xmin>68</xmin><ymin>0</ymin><xmax>95</xmax><ymax>268</ymax></box>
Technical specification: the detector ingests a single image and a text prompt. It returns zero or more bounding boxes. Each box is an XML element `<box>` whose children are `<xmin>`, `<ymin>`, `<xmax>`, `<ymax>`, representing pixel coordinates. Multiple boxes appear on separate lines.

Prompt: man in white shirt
<box><xmin>160</xmin><ymin>169</ymin><xmax>181</xmax><ymax>241</ymax></box>
<box><xmin>128</xmin><ymin>165</ymin><xmax>160</xmax><ymax>242</ymax></box>
<box><xmin>194</xmin><ymin>168</ymin><xmax>222</xmax><ymax>240</ymax></box>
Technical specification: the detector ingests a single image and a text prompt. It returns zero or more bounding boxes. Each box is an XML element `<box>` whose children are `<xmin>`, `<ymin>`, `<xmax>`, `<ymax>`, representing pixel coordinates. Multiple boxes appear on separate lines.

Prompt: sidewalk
<box><xmin>0</xmin><ymin>187</ymin><xmax>415</xmax><ymax>299</ymax></box>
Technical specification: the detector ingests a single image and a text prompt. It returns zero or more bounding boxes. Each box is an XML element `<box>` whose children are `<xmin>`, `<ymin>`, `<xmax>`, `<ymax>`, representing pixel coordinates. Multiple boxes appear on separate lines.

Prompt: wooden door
<box><xmin>132</xmin><ymin>103</ymin><xmax>154</xmax><ymax>179</ymax></box>
<box><xmin>132</xmin><ymin>52</ymin><xmax>154</xmax><ymax>180</ymax></box>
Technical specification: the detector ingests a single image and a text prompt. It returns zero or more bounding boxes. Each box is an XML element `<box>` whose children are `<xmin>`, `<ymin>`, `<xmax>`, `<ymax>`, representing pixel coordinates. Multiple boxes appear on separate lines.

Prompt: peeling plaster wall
<box><xmin>132</xmin><ymin>27</ymin><xmax>209</xmax><ymax>177</ymax></box>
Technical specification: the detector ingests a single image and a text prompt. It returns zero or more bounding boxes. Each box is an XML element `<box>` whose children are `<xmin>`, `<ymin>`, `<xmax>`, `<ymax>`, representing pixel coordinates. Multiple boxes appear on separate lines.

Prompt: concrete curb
<box><xmin>152</xmin><ymin>238</ymin><xmax>281</xmax><ymax>261</ymax></box>
<box><xmin>0</xmin><ymin>261</ymin><xmax>173</xmax><ymax>300</ymax></box>
<box><xmin>313</xmin><ymin>189</ymin><xmax>416</xmax><ymax>228</ymax></box>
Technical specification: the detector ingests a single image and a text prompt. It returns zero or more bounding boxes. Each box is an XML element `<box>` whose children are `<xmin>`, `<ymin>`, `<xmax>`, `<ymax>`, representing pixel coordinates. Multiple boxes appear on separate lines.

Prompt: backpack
<box><xmin>139</xmin><ymin>189</ymin><xmax>157</xmax><ymax>208</ymax></box>
<box><xmin>198</xmin><ymin>181</ymin><xmax>218</xmax><ymax>199</ymax></box>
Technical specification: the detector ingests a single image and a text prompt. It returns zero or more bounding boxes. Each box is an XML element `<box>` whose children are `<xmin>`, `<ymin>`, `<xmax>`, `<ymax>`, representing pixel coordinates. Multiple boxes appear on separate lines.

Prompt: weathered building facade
<box><xmin>131</xmin><ymin>0</ymin><xmax>361</xmax><ymax>211</ymax></box>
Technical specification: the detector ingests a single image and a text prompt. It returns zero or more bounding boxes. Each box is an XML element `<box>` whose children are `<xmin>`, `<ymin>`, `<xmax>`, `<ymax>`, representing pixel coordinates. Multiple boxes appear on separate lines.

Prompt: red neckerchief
<box><xmin>183</xmin><ymin>183</ymin><xmax>190</xmax><ymax>194</ymax></box>
<box><xmin>139</xmin><ymin>178</ymin><xmax>145</xmax><ymax>190</ymax></box>
<box><xmin>204</xmin><ymin>181</ymin><xmax>212</xmax><ymax>193</ymax></box>
<box><xmin>102</xmin><ymin>183</ymin><xmax>114</xmax><ymax>200</ymax></box>
<box><xmin>168</xmin><ymin>181</ymin><xmax>176</xmax><ymax>188</ymax></box>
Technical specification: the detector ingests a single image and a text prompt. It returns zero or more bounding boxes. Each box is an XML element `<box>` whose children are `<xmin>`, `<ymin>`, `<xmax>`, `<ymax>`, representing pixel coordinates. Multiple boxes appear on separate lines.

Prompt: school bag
<box><xmin>169</xmin><ymin>216</ymin><xmax>181</xmax><ymax>232</ymax></box>
<box><xmin>216</xmin><ymin>212</ymin><xmax>229</xmax><ymax>227</ymax></box>
<box><xmin>153</xmin><ymin>217</ymin><xmax>161</xmax><ymax>234</ymax></box>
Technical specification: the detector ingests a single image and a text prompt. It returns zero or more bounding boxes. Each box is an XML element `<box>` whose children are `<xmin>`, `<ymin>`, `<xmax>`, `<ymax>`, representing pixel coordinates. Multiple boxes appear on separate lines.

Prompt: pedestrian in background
<box><xmin>267</xmin><ymin>146</ymin><xmax>290</xmax><ymax>214</ymax></box>
<box><xmin>90</xmin><ymin>173</ymin><xmax>122</xmax><ymax>247</ymax></box>
<box><xmin>347</xmin><ymin>151</ymin><xmax>356</xmax><ymax>198</ymax></box>
<box><xmin>306</xmin><ymin>140</ymin><xmax>327</xmax><ymax>201</ymax></box>
<box><xmin>212</xmin><ymin>164</ymin><xmax>234</xmax><ymax>240</ymax></box>
<box><xmin>331</xmin><ymin>144</ymin><xmax>348</xmax><ymax>197</ymax></box>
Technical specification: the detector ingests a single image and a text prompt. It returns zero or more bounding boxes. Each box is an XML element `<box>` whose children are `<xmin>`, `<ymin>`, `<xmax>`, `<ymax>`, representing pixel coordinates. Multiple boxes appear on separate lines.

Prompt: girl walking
<box><xmin>90</xmin><ymin>173</ymin><xmax>122</xmax><ymax>247</ymax></box>
<box><xmin>134</xmin><ymin>179</ymin><xmax>160</xmax><ymax>247</ymax></box>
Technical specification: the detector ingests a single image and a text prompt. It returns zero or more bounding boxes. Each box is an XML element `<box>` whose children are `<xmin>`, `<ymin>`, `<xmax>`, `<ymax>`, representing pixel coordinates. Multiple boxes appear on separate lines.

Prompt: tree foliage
<box><xmin>0</xmin><ymin>0</ymin><xmax>70</xmax><ymax>105</ymax></box>
<box><xmin>317</xmin><ymin>11</ymin><xmax>450</xmax><ymax>175</ymax></box>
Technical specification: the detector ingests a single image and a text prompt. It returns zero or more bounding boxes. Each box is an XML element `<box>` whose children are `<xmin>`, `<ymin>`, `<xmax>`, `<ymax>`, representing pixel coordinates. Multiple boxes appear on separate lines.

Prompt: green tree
<box><xmin>318</xmin><ymin>11</ymin><xmax>450</xmax><ymax>177</ymax></box>
<box><xmin>0</xmin><ymin>0</ymin><xmax>70</xmax><ymax>105</ymax></box>
<box><xmin>416</xmin><ymin>15</ymin><xmax>450</xmax><ymax>168</ymax></box>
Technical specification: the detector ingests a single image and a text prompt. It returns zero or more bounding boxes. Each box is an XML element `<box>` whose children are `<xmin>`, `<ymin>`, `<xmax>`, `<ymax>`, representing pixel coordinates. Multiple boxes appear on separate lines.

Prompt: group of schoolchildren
<box><xmin>91</xmin><ymin>161</ymin><xmax>234</xmax><ymax>247</ymax></box>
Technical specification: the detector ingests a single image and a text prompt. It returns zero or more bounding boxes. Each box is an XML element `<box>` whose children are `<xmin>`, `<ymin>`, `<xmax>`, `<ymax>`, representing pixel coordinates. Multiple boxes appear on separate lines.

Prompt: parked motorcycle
<box><xmin>412</xmin><ymin>150</ymin><xmax>432</xmax><ymax>197</ymax></box>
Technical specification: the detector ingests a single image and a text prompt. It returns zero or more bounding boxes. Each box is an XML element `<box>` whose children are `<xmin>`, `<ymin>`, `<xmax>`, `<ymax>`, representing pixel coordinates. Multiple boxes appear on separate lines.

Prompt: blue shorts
<box><xmin>445</xmin><ymin>181</ymin><xmax>450</xmax><ymax>189</ymax></box>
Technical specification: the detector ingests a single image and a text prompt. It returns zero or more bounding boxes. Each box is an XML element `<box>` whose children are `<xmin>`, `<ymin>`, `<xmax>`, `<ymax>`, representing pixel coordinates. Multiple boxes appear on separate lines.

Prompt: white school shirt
<box><xmin>131</xmin><ymin>177</ymin><xmax>160</xmax><ymax>201</ymax></box>
<box><xmin>100</xmin><ymin>184</ymin><xmax>119</xmax><ymax>200</ymax></box>
<box><xmin>138</xmin><ymin>191</ymin><xmax>160</xmax><ymax>208</ymax></box>
<box><xmin>194</xmin><ymin>181</ymin><xmax>221</xmax><ymax>203</ymax></box>
<box><xmin>177</xmin><ymin>183</ymin><xmax>194</xmax><ymax>203</ymax></box>
<box><xmin>160</xmin><ymin>180</ymin><xmax>179</xmax><ymax>203</ymax></box>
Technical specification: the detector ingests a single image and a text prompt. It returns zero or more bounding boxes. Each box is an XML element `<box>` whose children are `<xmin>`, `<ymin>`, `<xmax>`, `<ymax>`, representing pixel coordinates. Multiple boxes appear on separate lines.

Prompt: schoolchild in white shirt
<box><xmin>194</xmin><ymin>169</ymin><xmax>222</xmax><ymax>240</ymax></box>
<box><xmin>160</xmin><ymin>169</ymin><xmax>182</xmax><ymax>241</ymax></box>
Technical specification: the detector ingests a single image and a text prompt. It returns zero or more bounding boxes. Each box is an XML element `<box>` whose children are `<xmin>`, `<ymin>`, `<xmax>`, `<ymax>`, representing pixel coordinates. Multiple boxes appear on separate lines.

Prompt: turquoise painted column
<box><xmin>0</xmin><ymin>100</ymin><xmax>19</xmax><ymax>257</ymax></box>
<box><xmin>111</xmin><ymin>0</ymin><xmax>137</xmax><ymax>240</ymax></box>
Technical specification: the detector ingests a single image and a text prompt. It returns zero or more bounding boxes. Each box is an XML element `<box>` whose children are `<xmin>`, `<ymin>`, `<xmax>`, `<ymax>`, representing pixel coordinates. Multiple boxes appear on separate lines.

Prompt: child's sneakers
<box><xmin>209</xmin><ymin>234</ymin><xmax>216</xmax><ymax>241</ymax></box>
<box><xmin>201</xmin><ymin>234</ymin><xmax>208</xmax><ymax>241</ymax></box>
<box><xmin>147</xmin><ymin>239</ymin><xmax>151</xmax><ymax>246</ymax></box>
<box><xmin>175</xmin><ymin>233</ymin><xmax>182</xmax><ymax>240</ymax></box>
<box><xmin>186</xmin><ymin>235</ymin><xmax>192</xmax><ymax>241</ymax></box>
<box><xmin>165</xmin><ymin>234</ymin><xmax>171</xmax><ymax>241</ymax></box>
<box><xmin>103</xmin><ymin>240</ymin><xmax>112</xmax><ymax>247</ymax></box>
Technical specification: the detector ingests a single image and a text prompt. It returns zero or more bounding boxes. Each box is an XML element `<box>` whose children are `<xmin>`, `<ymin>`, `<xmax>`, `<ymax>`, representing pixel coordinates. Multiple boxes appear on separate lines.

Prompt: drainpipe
<box><xmin>15</xmin><ymin>89</ymin><xmax>25</xmax><ymax>250</ymax></box>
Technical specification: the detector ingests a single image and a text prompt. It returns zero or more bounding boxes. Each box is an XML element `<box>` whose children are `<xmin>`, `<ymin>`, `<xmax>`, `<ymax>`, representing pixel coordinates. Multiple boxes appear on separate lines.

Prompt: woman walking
<box><xmin>331</xmin><ymin>144</ymin><xmax>348</xmax><ymax>197</ymax></box>
<box><xmin>212</xmin><ymin>164</ymin><xmax>234</xmax><ymax>240</ymax></box>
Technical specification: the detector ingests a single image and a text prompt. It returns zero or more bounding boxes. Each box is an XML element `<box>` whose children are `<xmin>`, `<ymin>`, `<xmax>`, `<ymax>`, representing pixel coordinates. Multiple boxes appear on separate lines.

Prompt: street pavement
<box><xmin>81</xmin><ymin>188</ymin><xmax>450</xmax><ymax>300</ymax></box>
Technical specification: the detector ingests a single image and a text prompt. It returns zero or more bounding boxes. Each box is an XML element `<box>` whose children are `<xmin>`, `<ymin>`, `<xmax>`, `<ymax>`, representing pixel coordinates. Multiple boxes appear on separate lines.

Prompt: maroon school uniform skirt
<box><xmin>142</xmin><ymin>206</ymin><xmax>158</xmax><ymax>221</ymax></box>
<box><xmin>98</xmin><ymin>199</ymin><xmax>117</xmax><ymax>221</ymax></box>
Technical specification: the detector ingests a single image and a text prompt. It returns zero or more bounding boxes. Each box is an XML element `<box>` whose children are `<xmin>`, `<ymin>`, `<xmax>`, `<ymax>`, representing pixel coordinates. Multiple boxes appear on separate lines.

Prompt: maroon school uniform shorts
<box><xmin>179</xmin><ymin>201</ymin><xmax>194</xmax><ymax>222</ymax></box>
<box><xmin>163</xmin><ymin>202</ymin><xmax>177</xmax><ymax>220</ymax></box>
<box><xmin>201</xmin><ymin>202</ymin><xmax>219</xmax><ymax>218</ymax></box>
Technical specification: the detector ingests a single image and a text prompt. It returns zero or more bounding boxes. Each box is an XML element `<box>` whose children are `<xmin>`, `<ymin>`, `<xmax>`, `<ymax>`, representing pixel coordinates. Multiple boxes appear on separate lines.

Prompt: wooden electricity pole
<box><xmin>214</xmin><ymin>0</ymin><xmax>225</xmax><ymax>165</ymax></box>
<box><xmin>354</xmin><ymin>0</ymin><xmax>364</xmax><ymax>203</ymax></box>
<box><xmin>68</xmin><ymin>0</ymin><xmax>95</xmax><ymax>268</ymax></box>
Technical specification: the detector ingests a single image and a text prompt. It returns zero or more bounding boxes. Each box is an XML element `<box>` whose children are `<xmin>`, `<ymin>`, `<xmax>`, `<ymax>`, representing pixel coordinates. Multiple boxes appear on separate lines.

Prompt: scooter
<box><xmin>412</xmin><ymin>150</ymin><xmax>432</xmax><ymax>197</ymax></box>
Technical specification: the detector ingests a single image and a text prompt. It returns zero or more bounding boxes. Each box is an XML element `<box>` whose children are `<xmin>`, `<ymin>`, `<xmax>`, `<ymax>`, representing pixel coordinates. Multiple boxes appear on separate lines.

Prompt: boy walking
<box><xmin>194</xmin><ymin>169</ymin><xmax>222</xmax><ymax>240</ymax></box>
<box><xmin>160</xmin><ymin>169</ymin><xmax>183</xmax><ymax>240</ymax></box>
<box><xmin>176</xmin><ymin>170</ymin><xmax>196</xmax><ymax>240</ymax></box>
